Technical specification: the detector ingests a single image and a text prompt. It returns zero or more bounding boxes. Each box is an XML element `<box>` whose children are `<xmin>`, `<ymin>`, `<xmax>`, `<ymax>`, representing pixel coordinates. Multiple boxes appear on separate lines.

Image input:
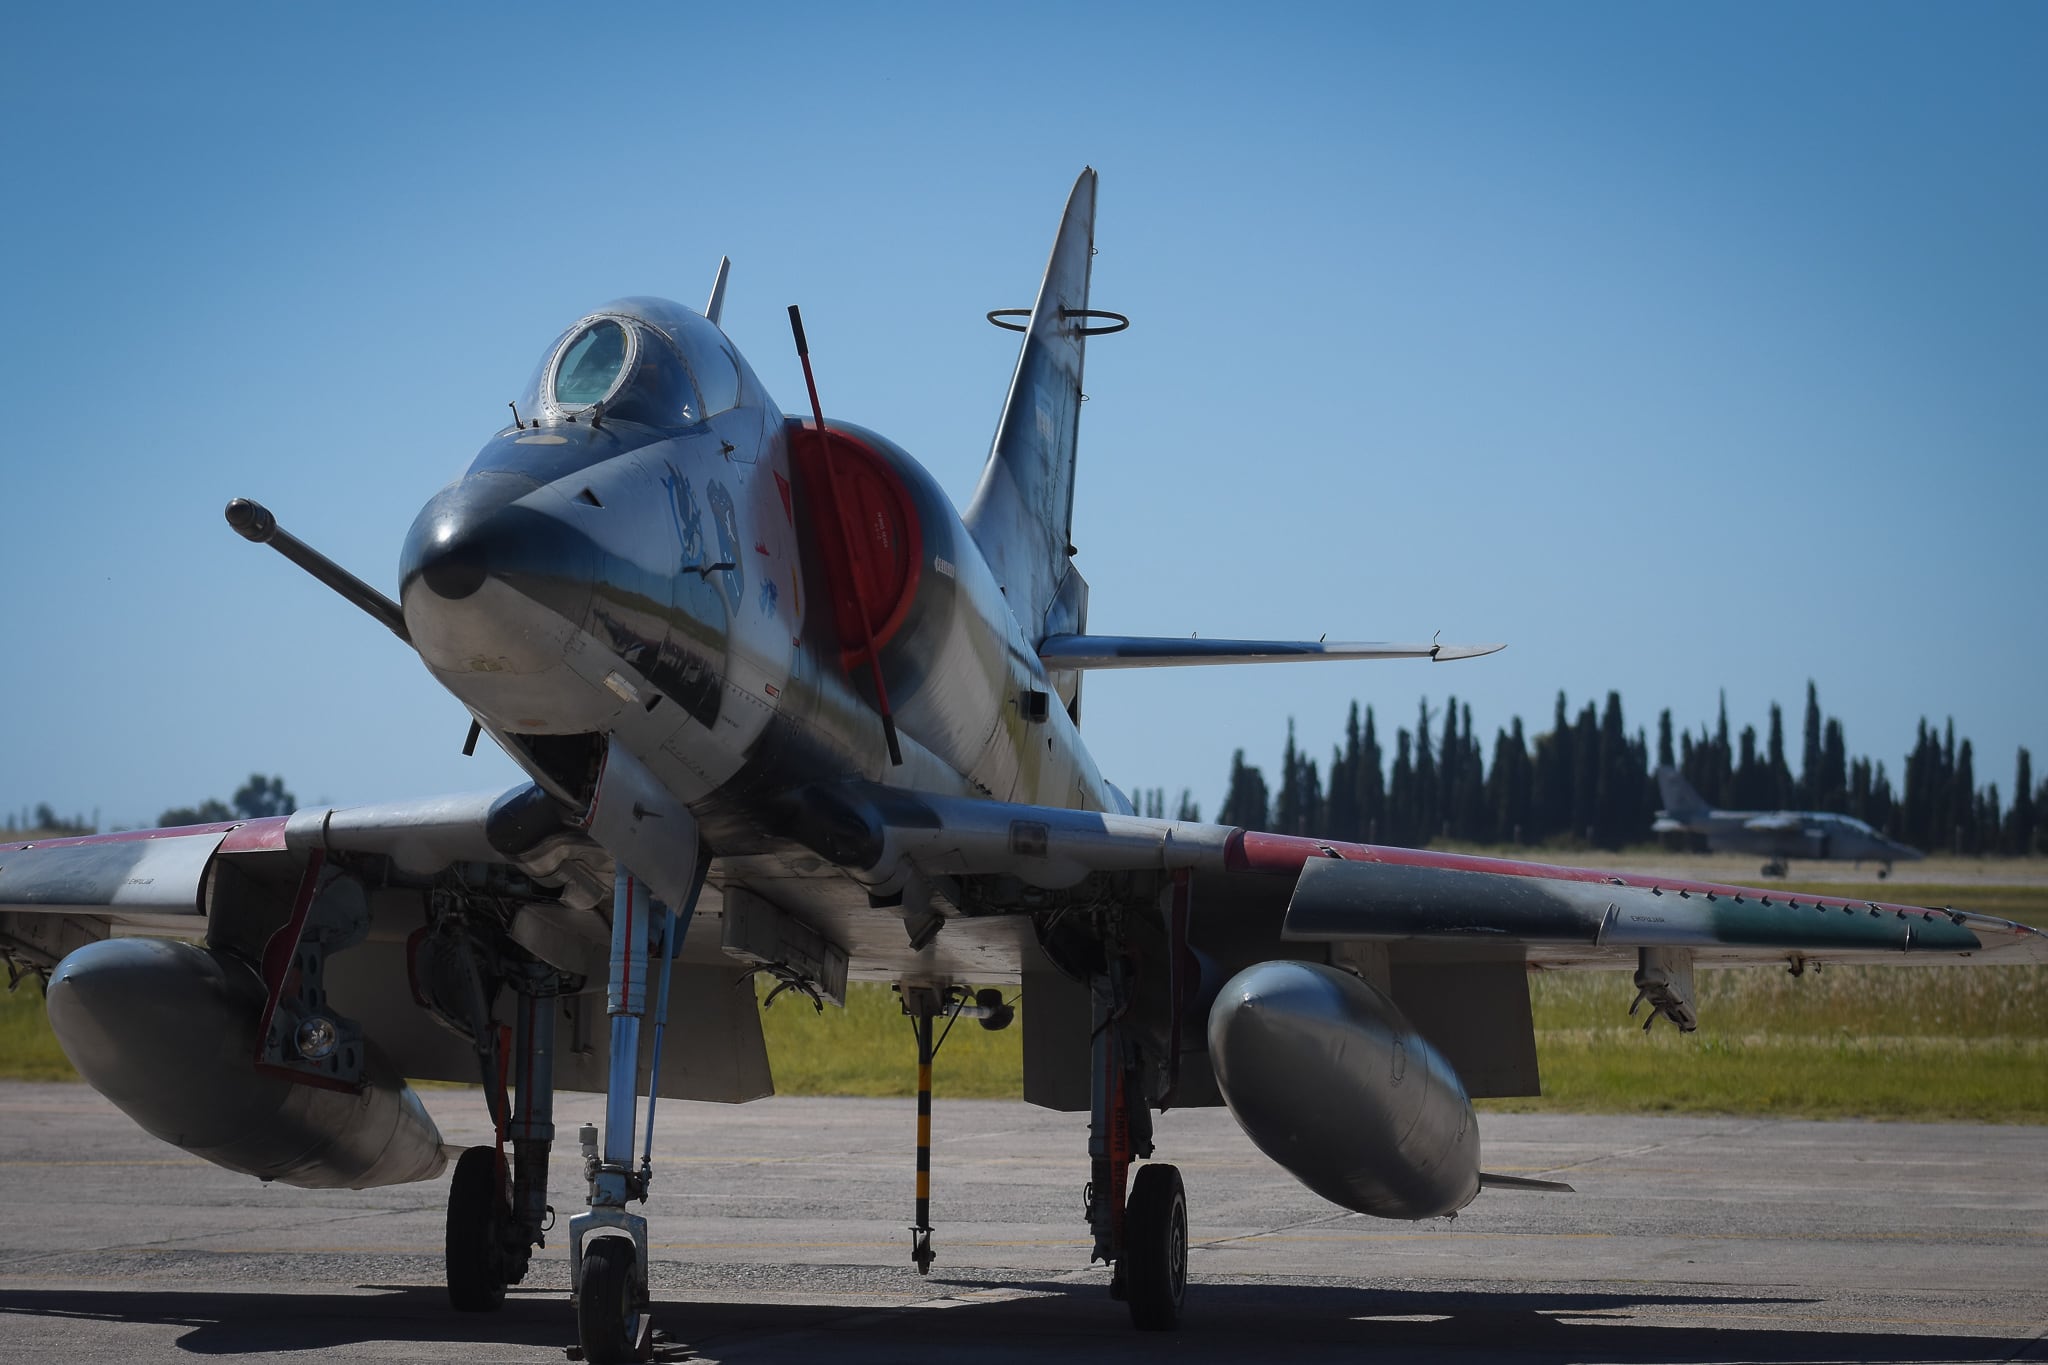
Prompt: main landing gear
<box><xmin>1086</xmin><ymin>934</ymin><xmax>1186</xmax><ymax>1330</ymax></box>
<box><xmin>893</xmin><ymin>958</ymin><xmax>1186</xmax><ymax>1329</ymax></box>
<box><xmin>565</xmin><ymin>848</ymin><xmax>709</xmax><ymax>1365</ymax></box>
<box><xmin>434</xmin><ymin>930</ymin><xmax>560</xmax><ymax>1314</ymax></box>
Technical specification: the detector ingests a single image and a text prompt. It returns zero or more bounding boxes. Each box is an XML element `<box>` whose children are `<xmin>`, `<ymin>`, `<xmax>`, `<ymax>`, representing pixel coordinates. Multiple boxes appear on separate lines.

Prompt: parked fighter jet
<box><xmin>3</xmin><ymin>169</ymin><xmax>2040</xmax><ymax>1362</ymax></box>
<box><xmin>1654</xmin><ymin>766</ymin><xmax>1925</xmax><ymax>877</ymax></box>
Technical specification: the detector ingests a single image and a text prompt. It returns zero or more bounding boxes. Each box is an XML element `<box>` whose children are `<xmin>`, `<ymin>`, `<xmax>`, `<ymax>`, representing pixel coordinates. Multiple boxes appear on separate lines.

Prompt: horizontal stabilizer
<box><xmin>1479</xmin><ymin>1172</ymin><xmax>1576</xmax><ymax>1193</ymax></box>
<box><xmin>1036</xmin><ymin>635</ymin><xmax>1504</xmax><ymax>670</ymax></box>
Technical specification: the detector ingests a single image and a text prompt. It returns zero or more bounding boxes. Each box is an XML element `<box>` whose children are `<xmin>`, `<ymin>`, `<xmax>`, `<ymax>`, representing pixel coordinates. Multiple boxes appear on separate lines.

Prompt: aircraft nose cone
<box><xmin>398</xmin><ymin>472</ymin><xmax>599</xmax><ymax>682</ymax></box>
<box><xmin>415</xmin><ymin>532</ymin><xmax>488</xmax><ymax>601</ymax></box>
<box><xmin>400</xmin><ymin>473</ymin><xmax>534</xmax><ymax>606</ymax></box>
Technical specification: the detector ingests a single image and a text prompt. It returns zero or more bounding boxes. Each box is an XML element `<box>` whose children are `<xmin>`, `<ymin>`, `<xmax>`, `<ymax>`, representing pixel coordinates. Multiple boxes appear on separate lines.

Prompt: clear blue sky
<box><xmin>3</xmin><ymin>2</ymin><xmax>2042</xmax><ymax>829</ymax></box>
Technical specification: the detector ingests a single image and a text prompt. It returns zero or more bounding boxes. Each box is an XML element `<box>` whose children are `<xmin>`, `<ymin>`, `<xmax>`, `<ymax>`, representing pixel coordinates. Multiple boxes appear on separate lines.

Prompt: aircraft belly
<box><xmin>711</xmin><ymin>873</ymin><xmax>1037</xmax><ymax>984</ymax></box>
<box><xmin>1720</xmin><ymin>829</ymin><xmax>1803</xmax><ymax>859</ymax></box>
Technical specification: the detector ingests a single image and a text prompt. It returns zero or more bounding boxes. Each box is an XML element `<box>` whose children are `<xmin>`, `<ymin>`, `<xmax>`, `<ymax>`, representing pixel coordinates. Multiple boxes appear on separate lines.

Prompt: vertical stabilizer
<box><xmin>964</xmin><ymin>168</ymin><xmax>1097</xmax><ymax>642</ymax></box>
<box><xmin>1655</xmin><ymin>766</ymin><xmax>1711</xmax><ymax>818</ymax></box>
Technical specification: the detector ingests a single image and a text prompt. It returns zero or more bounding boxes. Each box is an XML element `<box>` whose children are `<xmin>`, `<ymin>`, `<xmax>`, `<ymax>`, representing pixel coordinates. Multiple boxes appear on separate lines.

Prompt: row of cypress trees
<box><xmin>1178</xmin><ymin>683</ymin><xmax>2042</xmax><ymax>854</ymax></box>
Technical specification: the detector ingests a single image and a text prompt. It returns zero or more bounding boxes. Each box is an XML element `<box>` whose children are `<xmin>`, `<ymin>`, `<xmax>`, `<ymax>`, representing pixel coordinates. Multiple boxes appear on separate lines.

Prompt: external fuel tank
<box><xmin>1206</xmin><ymin>960</ymin><xmax>1479</xmax><ymax>1220</ymax></box>
<box><xmin>46</xmin><ymin>937</ymin><xmax>446</xmax><ymax>1190</ymax></box>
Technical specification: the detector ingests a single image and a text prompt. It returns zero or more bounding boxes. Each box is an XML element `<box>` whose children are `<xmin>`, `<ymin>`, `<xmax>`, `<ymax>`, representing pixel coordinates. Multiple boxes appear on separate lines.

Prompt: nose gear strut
<box><xmin>567</xmin><ymin>834</ymin><xmax>709</xmax><ymax>1365</ymax></box>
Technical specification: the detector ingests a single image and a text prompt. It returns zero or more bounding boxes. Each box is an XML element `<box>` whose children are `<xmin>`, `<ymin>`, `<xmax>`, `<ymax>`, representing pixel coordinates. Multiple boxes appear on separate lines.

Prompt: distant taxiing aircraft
<box><xmin>1</xmin><ymin>169</ymin><xmax>2034</xmax><ymax>1362</ymax></box>
<box><xmin>1654</xmin><ymin>766</ymin><xmax>1924</xmax><ymax>878</ymax></box>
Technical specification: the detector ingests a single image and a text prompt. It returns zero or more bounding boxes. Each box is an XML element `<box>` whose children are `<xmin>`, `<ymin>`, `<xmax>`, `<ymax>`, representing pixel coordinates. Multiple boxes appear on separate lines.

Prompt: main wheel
<box><xmin>446</xmin><ymin>1147</ymin><xmax>509</xmax><ymax>1312</ymax></box>
<box><xmin>577</xmin><ymin>1236</ymin><xmax>645</xmax><ymax>1365</ymax></box>
<box><xmin>1123</xmin><ymin>1163</ymin><xmax>1188</xmax><ymax>1331</ymax></box>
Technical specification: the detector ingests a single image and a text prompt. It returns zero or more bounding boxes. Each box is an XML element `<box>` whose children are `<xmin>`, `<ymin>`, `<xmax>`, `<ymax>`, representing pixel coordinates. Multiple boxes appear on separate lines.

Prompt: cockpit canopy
<box><xmin>518</xmin><ymin>298</ymin><xmax>746</xmax><ymax>431</ymax></box>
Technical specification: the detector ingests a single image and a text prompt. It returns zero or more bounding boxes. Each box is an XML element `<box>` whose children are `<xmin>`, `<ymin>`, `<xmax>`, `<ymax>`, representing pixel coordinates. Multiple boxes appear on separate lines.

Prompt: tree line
<box><xmin>1143</xmin><ymin>682</ymin><xmax>2044</xmax><ymax>855</ymax></box>
<box><xmin>4</xmin><ymin>775</ymin><xmax>297</xmax><ymax>837</ymax></box>
<box><xmin>157</xmin><ymin>774</ymin><xmax>296</xmax><ymax>827</ymax></box>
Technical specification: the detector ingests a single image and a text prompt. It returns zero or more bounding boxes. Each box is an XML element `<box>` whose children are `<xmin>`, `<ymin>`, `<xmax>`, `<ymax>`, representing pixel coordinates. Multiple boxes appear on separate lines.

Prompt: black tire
<box><xmin>1123</xmin><ymin>1163</ymin><xmax>1188</xmax><ymax>1331</ymax></box>
<box><xmin>446</xmin><ymin>1146</ymin><xmax>508</xmax><ymax>1312</ymax></box>
<box><xmin>577</xmin><ymin>1236</ymin><xmax>642</xmax><ymax>1365</ymax></box>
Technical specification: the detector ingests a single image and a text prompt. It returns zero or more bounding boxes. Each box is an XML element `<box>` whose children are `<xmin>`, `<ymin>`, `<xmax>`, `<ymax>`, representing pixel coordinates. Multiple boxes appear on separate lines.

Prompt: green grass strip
<box><xmin>7</xmin><ymin>961</ymin><xmax>2044</xmax><ymax>1121</ymax></box>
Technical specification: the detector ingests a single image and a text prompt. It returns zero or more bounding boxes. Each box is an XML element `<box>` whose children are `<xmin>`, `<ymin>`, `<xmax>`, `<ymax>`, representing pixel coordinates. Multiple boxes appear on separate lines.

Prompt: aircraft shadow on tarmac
<box><xmin>0</xmin><ymin>1278</ymin><xmax>2032</xmax><ymax>1363</ymax></box>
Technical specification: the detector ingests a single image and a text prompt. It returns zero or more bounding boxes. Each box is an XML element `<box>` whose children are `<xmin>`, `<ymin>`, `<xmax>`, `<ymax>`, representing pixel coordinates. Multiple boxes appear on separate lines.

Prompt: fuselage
<box><xmin>1656</xmin><ymin>809</ymin><xmax>1923</xmax><ymax>865</ymax></box>
<box><xmin>397</xmin><ymin>297</ymin><xmax>1120</xmax><ymax>857</ymax></box>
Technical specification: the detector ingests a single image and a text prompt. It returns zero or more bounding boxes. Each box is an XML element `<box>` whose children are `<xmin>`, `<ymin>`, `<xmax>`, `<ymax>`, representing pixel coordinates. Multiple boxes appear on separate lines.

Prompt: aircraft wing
<box><xmin>830</xmin><ymin>787</ymin><xmax>2048</xmax><ymax>971</ymax></box>
<box><xmin>9</xmin><ymin>782</ymin><xmax>2041</xmax><ymax>1119</ymax></box>
<box><xmin>15</xmin><ymin>783</ymin><xmax>2038</xmax><ymax>979</ymax></box>
<box><xmin>0</xmin><ymin>786</ymin><xmax>607</xmax><ymax>926</ymax></box>
<box><xmin>0</xmin><ymin>788</ymin><xmax>776</xmax><ymax>1104</ymax></box>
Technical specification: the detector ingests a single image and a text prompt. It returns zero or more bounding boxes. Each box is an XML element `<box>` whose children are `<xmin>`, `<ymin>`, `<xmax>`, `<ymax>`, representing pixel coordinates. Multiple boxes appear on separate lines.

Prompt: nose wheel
<box><xmin>575</xmin><ymin>1236</ymin><xmax>650</xmax><ymax>1364</ymax></box>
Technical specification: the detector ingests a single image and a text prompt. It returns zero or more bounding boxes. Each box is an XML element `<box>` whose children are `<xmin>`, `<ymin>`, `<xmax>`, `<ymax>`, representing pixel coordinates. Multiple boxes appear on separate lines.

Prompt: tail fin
<box><xmin>1655</xmin><ymin>766</ymin><xmax>1711</xmax><ymax>818</ymax></box>
<box><xmin>963</xmin><ymin>167</ymin><xmax>1098</xmax><ymax>641</ymax></box>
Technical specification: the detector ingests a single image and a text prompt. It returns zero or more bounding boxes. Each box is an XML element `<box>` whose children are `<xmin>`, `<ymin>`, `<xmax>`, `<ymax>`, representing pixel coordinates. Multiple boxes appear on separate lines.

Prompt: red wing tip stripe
<box><xmin>0</xmin><ymin>816</ymin><xmax>291</xmax><ymax>853</ymax></box>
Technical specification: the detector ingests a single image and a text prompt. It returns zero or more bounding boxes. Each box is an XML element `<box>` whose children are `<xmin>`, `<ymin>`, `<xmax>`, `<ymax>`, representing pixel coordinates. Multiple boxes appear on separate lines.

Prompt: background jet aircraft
<box><xmin>1654</xmin><ymin>766</ymin><xmax>1924</xmax><ymax>877</ymax></box>
<box><xmin>2</xmin><ymin>170</ymin><xmax>2039</xmax><ymax>1364</ymax></box>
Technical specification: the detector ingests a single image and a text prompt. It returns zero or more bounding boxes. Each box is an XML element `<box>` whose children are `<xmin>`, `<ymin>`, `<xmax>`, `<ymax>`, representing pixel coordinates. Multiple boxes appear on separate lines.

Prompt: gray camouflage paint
<box><xmin>1282</xmin><ymin>857</ymin><xmax>1986</xmax><ymax>956</ymax></box>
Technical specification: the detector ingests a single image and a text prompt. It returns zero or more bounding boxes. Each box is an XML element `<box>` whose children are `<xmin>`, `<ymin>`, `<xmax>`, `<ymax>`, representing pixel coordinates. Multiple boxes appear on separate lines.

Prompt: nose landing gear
<box><xmin>567</xmin><ymin>846</ymin><xmax>708</xmax><ymax>1365</ymax></box>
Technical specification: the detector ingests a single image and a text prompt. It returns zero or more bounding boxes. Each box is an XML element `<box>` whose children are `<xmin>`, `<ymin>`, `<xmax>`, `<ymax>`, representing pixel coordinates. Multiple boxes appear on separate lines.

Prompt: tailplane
<box><xmin>964</xmin><ymin>167</ymin><xmax>1101</xmax><ymax>642</ymax></box>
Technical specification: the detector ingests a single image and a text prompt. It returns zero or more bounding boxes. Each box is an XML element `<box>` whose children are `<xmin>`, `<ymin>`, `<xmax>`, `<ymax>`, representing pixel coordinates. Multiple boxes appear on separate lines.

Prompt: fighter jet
<box><xmin>2</xmin><ymin>169</ymin><xmax>2039</xmax><ymax>1362</ymax></box>
<box><xmin>1654</xmin><ymin>766</ymin><xmax>1925</xmax><ymax>878</ymax></box>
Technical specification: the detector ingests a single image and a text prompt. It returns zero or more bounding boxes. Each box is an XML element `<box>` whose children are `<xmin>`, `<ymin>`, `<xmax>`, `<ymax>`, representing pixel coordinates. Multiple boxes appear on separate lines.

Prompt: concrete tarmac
<box><xmin>0</xmin><ymin>1081</ymin><xmax>2042</xmax><ymax>1363</ymax></box>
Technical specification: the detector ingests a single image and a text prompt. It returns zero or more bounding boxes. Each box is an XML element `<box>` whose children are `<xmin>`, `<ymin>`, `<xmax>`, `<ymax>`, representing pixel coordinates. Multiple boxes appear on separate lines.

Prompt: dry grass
<box><xmin>1490</xmin><ymin>964</ymin><xmax>2048</xmax><ymax>1122</ymax></box>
